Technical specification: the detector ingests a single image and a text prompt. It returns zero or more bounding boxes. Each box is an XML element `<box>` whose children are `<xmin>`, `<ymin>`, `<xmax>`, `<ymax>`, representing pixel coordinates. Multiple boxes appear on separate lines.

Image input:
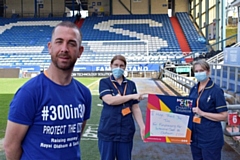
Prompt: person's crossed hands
<box><xmin>131</xmin><ymin>93</ymin><xmax>147</xmax><ymax>101</ymax></box>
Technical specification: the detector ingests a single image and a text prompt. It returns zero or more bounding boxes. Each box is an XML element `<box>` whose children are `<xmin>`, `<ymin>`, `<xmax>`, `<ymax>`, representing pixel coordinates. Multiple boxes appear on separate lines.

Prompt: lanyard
<box><xmin>196</xmin><ymin>79</ymin><xmax>209</xmax><ymax>107</ymax></box>
<box><xmin>110</xmin><ymin>77</ymin><xmax>127</xmax><ymax>96</ymax></box>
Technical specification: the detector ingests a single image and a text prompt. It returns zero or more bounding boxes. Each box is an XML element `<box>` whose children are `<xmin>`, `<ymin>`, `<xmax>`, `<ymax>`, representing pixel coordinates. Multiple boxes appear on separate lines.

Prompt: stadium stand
<box><xmin>81</xmin><ymin>14</ymin><xmax>182</xmax><ymax>52</ymax></box>
<box><xmin>0</xmin><ymin>14</ymin><xmax>208</xmax><ymax>69</ymax></box>
<box><xmin>0</xmin><ymin>13</ymin><xmax>209</xmax><ymax>69</ymax></box>
<box><xmin>0</xmin><ymin>17</ymin><xmax>75</xmax><ymax>68</ymax></box>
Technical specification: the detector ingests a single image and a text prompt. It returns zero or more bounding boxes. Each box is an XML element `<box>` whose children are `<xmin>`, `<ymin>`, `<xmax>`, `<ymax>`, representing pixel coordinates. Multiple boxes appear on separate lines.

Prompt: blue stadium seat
<box><xmin>176</xmin><ymin>12</ymin><xmax>207</xmax><ymax>52</ymax></box>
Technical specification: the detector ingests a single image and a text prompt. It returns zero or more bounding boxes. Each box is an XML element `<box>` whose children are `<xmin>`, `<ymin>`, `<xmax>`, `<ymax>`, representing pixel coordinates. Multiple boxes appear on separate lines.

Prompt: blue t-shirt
<box><xmin>189</xmin><ymin>79</ymin><xmax>227</xmax><ymax>149</ymax></box>
<box><xmin>98</xmin><ymin>75</ymin><xmax>138</xmax><ymax>142</ymax></box>
<box><xmin>8</xmin><ymin>73</ymin><xmax>92</xmax><ymax>160</ymax></box>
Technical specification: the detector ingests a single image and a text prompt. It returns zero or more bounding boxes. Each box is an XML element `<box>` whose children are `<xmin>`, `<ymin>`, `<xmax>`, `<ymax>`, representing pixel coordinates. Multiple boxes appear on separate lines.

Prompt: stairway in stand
<box><xmin>170</xmin><ymin>17</ymin><xmax>192</xmax><ymax>63</ymax></box>
<box><xmin>75</xmin><ymin>19</ymin><xmax>84</xmax><ymax>28</ymax></box>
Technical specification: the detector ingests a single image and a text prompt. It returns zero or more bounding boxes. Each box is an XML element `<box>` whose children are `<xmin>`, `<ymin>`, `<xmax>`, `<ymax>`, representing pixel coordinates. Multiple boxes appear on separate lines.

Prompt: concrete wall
<box><xmin>175</xmin><ymin>0</ymin><xmax>188</xmax><ymax>12</ymax></box>
<box><xmin>5</xmin><ymin>0</ymin><xmax>189</xmax><ymax>17</ymax></box>
<box><xmin>5</xmin><ymin>0</ymin><xmax>64</xmax><ymax>18</ymax></box>
<box><xmin>151</xmin><ymin>0</ymin><xmax>168</xmax><ymax>14</ymax></box>
<box><xmin>88</xmin><ymin>0</ymin><xmax>110</xmax><ymax>15</ymax></box>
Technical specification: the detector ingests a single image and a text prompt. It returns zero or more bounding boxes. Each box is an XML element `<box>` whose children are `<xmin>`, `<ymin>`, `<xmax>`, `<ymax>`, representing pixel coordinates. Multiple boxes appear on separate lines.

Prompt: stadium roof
<box><xmin>231</xmin><ymin>0</ymin><xmax>240</xmax><ymax>6</ymax></box>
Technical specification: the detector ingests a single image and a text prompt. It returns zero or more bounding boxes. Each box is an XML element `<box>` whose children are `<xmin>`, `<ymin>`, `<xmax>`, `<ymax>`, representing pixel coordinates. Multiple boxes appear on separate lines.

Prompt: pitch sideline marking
<box><xmin>87</xmin><ymin>78</ymin><xmax>100</xmax><ymax>90</ymax></box>
<box><xmin>82</xmin><ymin>124</ymin><xmax>98</xmax><ymax>141</ymax></box>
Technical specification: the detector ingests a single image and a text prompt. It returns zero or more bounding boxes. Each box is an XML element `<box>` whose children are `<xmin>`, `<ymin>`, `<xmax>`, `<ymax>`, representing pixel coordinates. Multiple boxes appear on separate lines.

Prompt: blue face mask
<box><xmin>112</xmin><ymin>68</ymin><xmax>124</xmax><ymax>79</ymax></box>
<box><xmin>194</xmin><ymin>71</ymin><xmax>208</xmax><ymax>82</ymax></box>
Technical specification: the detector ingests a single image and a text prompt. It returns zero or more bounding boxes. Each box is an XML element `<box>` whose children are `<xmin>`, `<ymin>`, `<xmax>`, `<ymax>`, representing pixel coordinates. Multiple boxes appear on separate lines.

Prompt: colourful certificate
<box><xmin>144</xmin><ymin>94</ymin><xmax>196</xmax><ymax>144</ymax></box>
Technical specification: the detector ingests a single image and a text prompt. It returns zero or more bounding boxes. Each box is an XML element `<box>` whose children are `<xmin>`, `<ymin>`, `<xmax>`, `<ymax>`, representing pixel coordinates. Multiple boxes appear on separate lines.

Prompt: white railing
<box><xmin>207</xmin><ymin>42</ymin><xmax>240</xmax><ymax>64</ymax></box>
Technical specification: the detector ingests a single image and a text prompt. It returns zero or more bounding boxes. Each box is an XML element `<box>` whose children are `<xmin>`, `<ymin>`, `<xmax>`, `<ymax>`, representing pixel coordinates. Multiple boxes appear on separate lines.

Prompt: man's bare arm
<box><xmin>80</xmin><ymin>121</ymin><xmax>87</xmax><ymax>138</ymax></box>
<box><xmin>4</xmin><ymin>120</ymin><xmax>29</xmax><ymax>160</ymax></box>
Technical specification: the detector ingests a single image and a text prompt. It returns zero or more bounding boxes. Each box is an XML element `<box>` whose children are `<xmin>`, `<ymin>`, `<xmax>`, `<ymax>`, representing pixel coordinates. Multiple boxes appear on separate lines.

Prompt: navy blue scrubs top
<box><xmin>98</xmin><ymin>75</ymin><xmax>139</xmax><ymax>142</ymax></box>
<box><xmin>189</xmin><ymin>78</ymin><xmax>228</xmax><ymax>149</ymax></box>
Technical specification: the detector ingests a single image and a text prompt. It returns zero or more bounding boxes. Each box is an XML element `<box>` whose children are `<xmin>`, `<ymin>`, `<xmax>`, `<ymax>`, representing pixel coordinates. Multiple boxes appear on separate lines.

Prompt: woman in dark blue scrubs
<box><xmin>98</xmin><ymin>55</ymin><xmax>145</xmax><ymax>160</ymax></box>
<box><xmin>189</xmin><ymin>59</ymin><xmax>228</xmax><ymax>160</ymax></box>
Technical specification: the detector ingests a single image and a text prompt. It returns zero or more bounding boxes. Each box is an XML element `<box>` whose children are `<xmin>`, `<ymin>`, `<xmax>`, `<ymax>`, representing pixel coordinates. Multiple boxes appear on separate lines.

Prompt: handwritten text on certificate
<box><xmin>150</xmin><ymin>110</ymin><xmax>189</xmax><ymax>137</ymax></box>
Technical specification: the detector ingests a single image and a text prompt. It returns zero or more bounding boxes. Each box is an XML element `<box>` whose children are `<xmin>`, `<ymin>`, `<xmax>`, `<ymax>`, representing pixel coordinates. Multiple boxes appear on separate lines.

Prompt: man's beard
<box><xmin>51</xmin><ymin>55</ymin><xmax>77</xmax><ymax>71</ymax></box>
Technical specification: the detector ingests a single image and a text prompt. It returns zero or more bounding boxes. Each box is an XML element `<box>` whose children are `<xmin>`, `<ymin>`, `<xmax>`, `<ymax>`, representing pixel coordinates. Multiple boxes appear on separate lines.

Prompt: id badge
<box><xmin>122</xmin><ymin>107</ymin><xmax>131</xmax><ymax>116</ymax></box>
<box><xmin>193</xmin><ymin>115</ymin><xmax>201</xmax><ymax>124</ymax></box>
